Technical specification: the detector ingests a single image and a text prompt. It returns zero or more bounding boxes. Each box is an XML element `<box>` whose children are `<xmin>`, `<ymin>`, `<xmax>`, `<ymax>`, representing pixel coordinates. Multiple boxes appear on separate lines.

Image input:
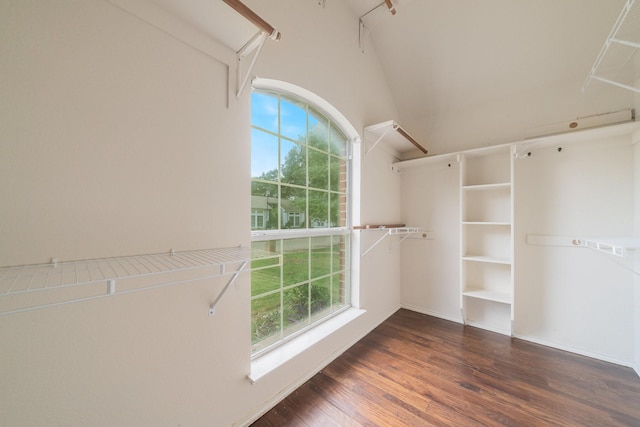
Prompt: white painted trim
<box><xmin>513</xmin><ymin>333</ymin><xmax>634</xmax><ymax>368</ymax></box>
<box><xmin>400</xmin><ymin>304</ymin><xmax>463</xmax><ymax>324</ymax></box>
<box><xmin>401</xmin><ymin>307</ymin><xmax>638</xmax><ymax>371</ymax></box>
<box><xmin>239</xmin><ymin>306</ymin><xmax>399</xmax><ymax>426</ymax></box>
<box><xmin>248</xmin><ymin>308</ymin><xmax>366</xmax><ymax>383</ymax></box>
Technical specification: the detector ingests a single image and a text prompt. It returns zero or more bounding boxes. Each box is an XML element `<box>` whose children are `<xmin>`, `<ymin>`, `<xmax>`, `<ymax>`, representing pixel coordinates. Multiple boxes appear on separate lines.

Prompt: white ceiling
<box><xmin>345</xmin><ymin>0</ymin><xmax>630</xmax><ymax>122</ymax></box>
<box><xmin>145</xmin><ymin>0</ymin><xmax>636</xmax><ymax>148</ymax></box>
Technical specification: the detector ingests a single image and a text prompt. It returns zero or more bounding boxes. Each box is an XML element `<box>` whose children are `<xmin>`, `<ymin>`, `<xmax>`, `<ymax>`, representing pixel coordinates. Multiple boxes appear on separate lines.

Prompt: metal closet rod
<box><xmin>222</xmin><ymin>0</ymin><xmax>282</xmax><ymax>41</ymax></box>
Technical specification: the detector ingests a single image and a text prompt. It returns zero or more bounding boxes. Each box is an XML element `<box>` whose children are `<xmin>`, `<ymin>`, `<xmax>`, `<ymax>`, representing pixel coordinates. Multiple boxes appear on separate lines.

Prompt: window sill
<box><xmin>247</xmin><ymin>307</ymin><xmax>366</xmax><ymax>384</ymax></box>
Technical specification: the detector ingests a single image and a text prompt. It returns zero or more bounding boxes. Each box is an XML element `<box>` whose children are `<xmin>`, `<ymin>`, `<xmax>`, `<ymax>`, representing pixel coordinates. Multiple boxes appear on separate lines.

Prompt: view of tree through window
<box><xmin>250</xmin><ymin>89</ymin><xmax>351</xmax><ymax>354</ymax></box>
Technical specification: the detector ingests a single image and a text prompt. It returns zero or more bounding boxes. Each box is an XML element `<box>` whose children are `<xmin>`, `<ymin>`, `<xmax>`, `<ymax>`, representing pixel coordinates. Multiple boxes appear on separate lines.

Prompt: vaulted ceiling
<box><xmin>145</xmin><ymin>0</ymin><xmax>637</xmax><ymax>151</ymax></box>
<box><xmin>345</xmin><ymin>0</ymin><xmax>629</xmax><ymax>120</ymax></box>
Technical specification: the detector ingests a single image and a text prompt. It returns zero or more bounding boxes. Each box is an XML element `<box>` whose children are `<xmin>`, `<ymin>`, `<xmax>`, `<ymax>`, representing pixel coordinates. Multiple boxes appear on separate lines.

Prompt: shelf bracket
<box><xmin>365</xmin><ymin>126</ymin><xmax>393</xmax><ymax>155</ymax></box>
<box><xmin>359</xmin><ymin>227</ymin><xmax>433</xmax><ymax>256</ymax></box>
<box><xmin>361</xmin><ymin>230</ymin><xmax>393</xmax><ymax>257</ymax></box>
<box><xmin>209</xmin><ymin>260</ymin><xmax>249</xmax><ymax>316</ymax></box>
<box><xmin>236</xmin><ymin>31</ymin><xmax>268</xmax><ymax>98</ymax></box>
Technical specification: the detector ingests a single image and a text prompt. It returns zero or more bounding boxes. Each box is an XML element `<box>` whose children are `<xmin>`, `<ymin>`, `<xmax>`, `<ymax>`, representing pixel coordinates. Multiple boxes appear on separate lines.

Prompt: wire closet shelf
<box><xmin>0</xmin><ymin>246</ymin><xmax>281</xmax><ymax>316</ymax></box>
<box><xmin>583</xmin><ymin>0</ymin><xmax>640</xmax><ymax>94</ymax></box>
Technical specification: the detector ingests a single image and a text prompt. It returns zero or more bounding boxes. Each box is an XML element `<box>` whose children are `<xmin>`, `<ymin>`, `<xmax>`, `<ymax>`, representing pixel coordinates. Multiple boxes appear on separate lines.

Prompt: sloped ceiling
<box><xmin>145</xmin><ymin>0</ymin><xmax>635</xmax><ymax>150</ymax></box>
<box><xmin>345</xmin><ymin>0</ymin><xmax>636</xmax><ymax>150</ymax></box>
<box><xmin>148</xmin><ymin>0</ymin><xmax>258</xmax><ymax>52</ymax></box>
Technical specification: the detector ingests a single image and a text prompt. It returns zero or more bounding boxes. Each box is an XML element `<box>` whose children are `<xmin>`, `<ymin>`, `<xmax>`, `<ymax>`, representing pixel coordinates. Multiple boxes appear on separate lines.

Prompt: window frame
<box><xmin>250</xmin><ymin>79</ymin><xmax>360</xmax><ymax>357</ymax></box>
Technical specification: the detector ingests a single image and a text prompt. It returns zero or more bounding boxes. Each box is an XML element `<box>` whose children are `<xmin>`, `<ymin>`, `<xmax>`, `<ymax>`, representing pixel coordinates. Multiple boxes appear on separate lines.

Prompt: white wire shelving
<box><xmin>0</xmin><ymin>246</ymin><xmax>281</xmax><ymax>316</ymax></box>
<box><xmin>583</xmin><ymin>0</ymin><xmax>640</xmax><ymax>94</ymax></box>
<box><xmin>356</xmin><ymin>225</ymin><xmax>434</xmax><ymax>256</ymax></box>
<box><xmin>583</xmin><ymin>237</ymin><xmax>640</xmax><ymax>258</ymax></box>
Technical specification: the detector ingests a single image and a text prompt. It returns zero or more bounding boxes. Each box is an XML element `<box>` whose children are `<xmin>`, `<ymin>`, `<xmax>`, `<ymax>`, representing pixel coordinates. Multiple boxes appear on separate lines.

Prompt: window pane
<box><xmin>333</xmin><ymin>235</ymin><xmax>348</xmax><ymax>266</ymax></box>
<box><xmin>282</xmin><ymin>238</ymin><xmax>309</xmax><ymax>286</ymax></box>
<box><xmin>251</xmin><ymin>293</ymin><xmax>281</xmax><ymax>345</ymax></box>
<box><xmin>330</xmin><ymin>155</ymin><xmax>346</xmax><ymax>193</ymax></box>
<box><xmin>329</xmin><ymin>192</ymin><xmax>340</xmax><ymax>227</ymax></box>
<box><xmin>308</xmin><ymin>108</ymin><xmax>329</xmax><ymax>150</ymax></box>
<box><xmin>281</xmin><ymin>140</ymin><xmax>306</xmax><ymax>186</ymax></box>
<box><xmin>281</xmin><ymin>186</ymin><xmax>306</xmax><ymax>229</ymax></box>
<box><xmin>250</xmin><ymin>87</ymin><xmax>351</xmax><ymax>355</ymax></box>
<box><xmin>311</xmin><ymin>277</ymin><xmax>331</xmax><ymax>319</ymax></box>
<box><xmin>251</xmin><ymin>182</ymin><xmax>278</xmax><ymax>230</ymax></box>
<box><xmin>283</xmin><ymin>283</ymin><xmax>309</xmax><ymax>336</ymax></box>
<box><xmin>310</xmin><ymin>236</ymin><xmax>332</xmax><ymax>279</ymax></box>
<box><xmin>309</xmin><ymin>148</ymin><xmax>328</xmax><ymax>190</ymax></box>
<box><xmin>331</xmin><ymin>273</ymin><xmax>348</xmax><ymax>309</ymax></box>
<box><xmin>331</xmin><ymin>235</ymin><xmax>349</xmax><ymax>309</ymax></box>
<box><xmin>329</xmin><ymin>123</ymin><xmax>347</xmax><ymax>158</ymax></box>
<box><xmin>251</xmin><ymin>265</ymin><xmax>281</xmax><ymax>296</ymax></box>
<box><xmin>308</xmin><ymin>190</ymin><xmax>329</xmax><ymax>228</ymax></box>
<box><xmin>251</xmin><ymin>91</ymin><xmax>279</xmax><ymax>134</ymax></box>
<box><xmin>251</xmin><ymin>129</ymin><xmax>279</xmax><ymax>181</ymax></box>
<box><xmin>280</xmin><ymin>96</ymin><xmax>307</xmax><ymax>142</ymax></box>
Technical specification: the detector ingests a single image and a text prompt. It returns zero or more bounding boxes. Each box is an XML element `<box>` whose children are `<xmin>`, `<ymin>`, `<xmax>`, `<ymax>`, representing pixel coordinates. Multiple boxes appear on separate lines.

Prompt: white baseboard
<box><xmin>400</xmin><ymin>303</ymin><xmax>463</xmax><ymax>324</ymax></box>
<box><xmin>513</xmin><ymin>333</ymin><xmax>634</xmax><ymax>369</ymax></box>
<box><xmin>402</xmin><ymin>305</ymin><xmax>637</xmax><ymax>372</ymax></box>
<box><xmin>238</xmin><ymin>305</ymin><xmax>401</xmax><ymax>426</ymax></box>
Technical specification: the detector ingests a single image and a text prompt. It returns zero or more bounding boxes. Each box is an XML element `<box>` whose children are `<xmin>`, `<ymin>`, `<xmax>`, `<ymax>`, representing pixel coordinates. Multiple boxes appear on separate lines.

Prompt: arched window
<box><xmin>250</xmin><ymin>79</ymin><xmax>358</xmax><ymax>355</ymax></box>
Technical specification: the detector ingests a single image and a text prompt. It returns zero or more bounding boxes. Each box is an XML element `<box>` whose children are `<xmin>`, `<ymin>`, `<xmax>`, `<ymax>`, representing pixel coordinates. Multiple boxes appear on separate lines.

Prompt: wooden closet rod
<box><xmin>384</xmin><ymin>0</ymin><xmax>397</xmax><ymax>15</ymax></box>
<box><xmin>223</xmin><ymin>0</ymin><xmax>282</xmax><ymax>40</ymax></box>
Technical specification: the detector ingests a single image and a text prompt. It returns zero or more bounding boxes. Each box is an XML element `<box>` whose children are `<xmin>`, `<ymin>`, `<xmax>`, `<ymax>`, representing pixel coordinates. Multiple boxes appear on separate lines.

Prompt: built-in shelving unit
<box><xmin>460</xmin><ymin>145</ymin><xmax>514</xmax><ymax>335</ymax></box>
<box><xmin>364</xmin><ymin>120</ymin><xmax>427</xmax><ymax>158</ymax></box>
<box><xmin>355</xmin><ymin>225</ymin><xmax>433</xmax><ymax>256</ymax></box>
<box><xmin>0</xmin><ymin>246</ymin><xmax>281</xmax><ymax>316</ymax></box>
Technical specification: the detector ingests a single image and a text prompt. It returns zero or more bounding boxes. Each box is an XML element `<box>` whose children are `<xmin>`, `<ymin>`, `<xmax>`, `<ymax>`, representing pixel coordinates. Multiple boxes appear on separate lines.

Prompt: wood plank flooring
<box><xmin>251</xmin><ymin>309</ymin><xmax>640</xmax><ymax>426</ymax></box>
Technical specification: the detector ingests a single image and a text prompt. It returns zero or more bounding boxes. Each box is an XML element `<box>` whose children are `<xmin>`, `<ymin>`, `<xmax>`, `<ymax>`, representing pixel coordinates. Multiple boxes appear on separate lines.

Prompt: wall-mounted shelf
<box><xmin>358</xmin><ymin>1</ymin><xmax>397</xmax><ymax>53</ymax></box>
<box><xmin>462</xmin><ymin>255</ymin><xmax>511</xmax><ymax>265</ymax></box>
<box><xmin>355</xmin><ymin>225</ymin><xmax>433</xmax><ymax>256</ymax></box>
<box><xmin>364</xmin><ymin>120</ymin><xmax>427</xmax><ymax>157</ymax></box>
<box><xmin>462</xmin><ymin>183</ymin><xmax>511</xmax><ymax>191</ymax></box>
<box><xmin>526</xmin><ymin>235</ymin><xmax>640</xmax><ymax>257</ymax></box>
<box><xmin>0</xmin><ymin>246</ymin><xmax>281</xmax><ymax>316</ymax></box>
<box><xmin>583</xmin><ymin>237</ymin><xmax>640</xmax><ymax>257</ymax></box>
<box><xmin>462</xmin><ymin>289</ymin><xmax>512</xmax><ymax>305</ymax></box>
<box><xmin>582</xmin><ymin>0</ymin><xmax>640</xmax><ymax>94</ymax></box>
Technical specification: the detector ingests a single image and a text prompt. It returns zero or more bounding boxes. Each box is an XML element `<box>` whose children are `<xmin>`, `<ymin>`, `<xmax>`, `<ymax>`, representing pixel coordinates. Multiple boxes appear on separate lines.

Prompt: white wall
<box><xmin>399</xmin><ymin>130</ymin><xmax>637</xmax><ymax>367</ymax></box>
<box><xmin>0</xmin><ymin>1</ymin><xmax>403</xmax><ymax>425</ymax></box>
<box><xmin>514</xmin><ymin>136</ymin><xmax>635</xmax><ymax>364</ymax></box>
<box><xmin>400</xmin><ymin>159</ymin><xmax>460</xmax><ymax>321</ymax></box>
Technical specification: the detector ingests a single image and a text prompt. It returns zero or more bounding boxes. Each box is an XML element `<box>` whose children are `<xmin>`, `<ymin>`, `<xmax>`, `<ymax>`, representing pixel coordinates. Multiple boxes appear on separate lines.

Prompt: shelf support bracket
<box><xmin>209</xmin><ymin>260</ymin><xmax>249</xmax><ymax>316</ymax></box>
<box><xmin>236</xmin><ymin>31</ymin><xmax>268</xmax><ymax>98</ymax></box>
<box><xmin>365</xmin><ymin>127</ymin><xmax>393</xmax><ymax>155</ymax></box>
<box><xmin>361</xmin><ymin>230</ymin><xmax>391</xmax><ymax>257</ymax></box>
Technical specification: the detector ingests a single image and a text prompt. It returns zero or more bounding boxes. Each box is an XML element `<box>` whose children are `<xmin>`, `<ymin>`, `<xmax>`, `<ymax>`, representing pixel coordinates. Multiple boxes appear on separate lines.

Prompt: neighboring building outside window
<box><xmin>250</xmin><ymin>83</ymin><xmax>353</xmax><ymax>355</ymax></box>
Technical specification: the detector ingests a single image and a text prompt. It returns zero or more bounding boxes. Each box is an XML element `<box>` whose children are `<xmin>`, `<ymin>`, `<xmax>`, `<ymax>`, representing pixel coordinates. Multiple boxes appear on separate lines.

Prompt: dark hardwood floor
<box><xmin>251</xmin><ymin>309</ymin><xmax>640</xmax><ymax>426</ymax></box>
